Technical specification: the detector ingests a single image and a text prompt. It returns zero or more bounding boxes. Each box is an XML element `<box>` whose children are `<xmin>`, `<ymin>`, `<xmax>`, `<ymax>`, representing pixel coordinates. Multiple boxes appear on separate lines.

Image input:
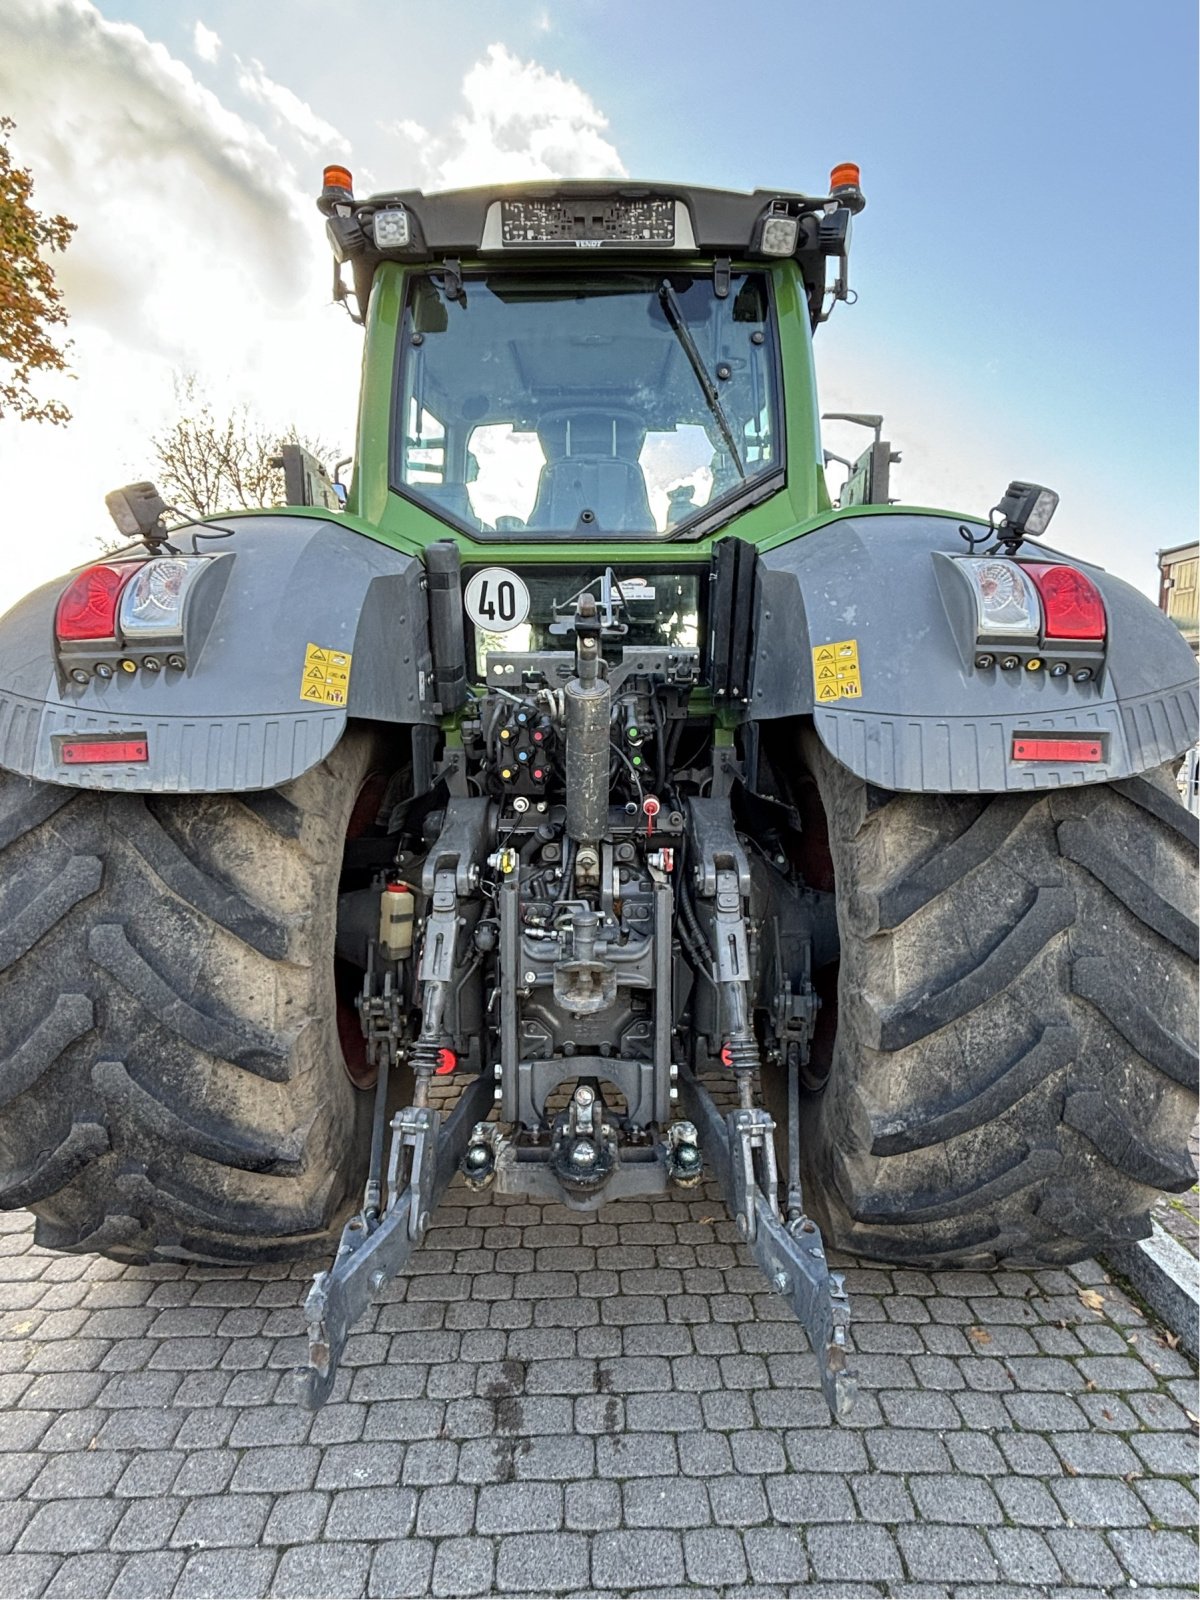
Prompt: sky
<box><xmin>0</xmin><ymin>0</ymin><xmax>1195</xmax><ymax>615</ymax></box>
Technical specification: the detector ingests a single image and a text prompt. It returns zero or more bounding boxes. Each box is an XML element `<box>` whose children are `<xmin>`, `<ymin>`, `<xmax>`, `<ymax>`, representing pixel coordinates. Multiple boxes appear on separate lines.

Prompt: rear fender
<box><xmin>0</xmin><ymin>515</ymin><xmax>437</xmax><ymax>793</ymax></box>
<box><xmin>753</xmin><ymin>513</ymin><xmax>1198</xmax><ymax>792</ymax></box>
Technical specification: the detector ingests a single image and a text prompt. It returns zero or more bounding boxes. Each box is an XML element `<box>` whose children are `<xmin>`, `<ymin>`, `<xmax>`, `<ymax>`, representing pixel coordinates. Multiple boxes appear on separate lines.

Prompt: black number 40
<box><xmin>477</xmin><ymin>578</ymin><xmax>518</xmax><ymax>623</ymax></box>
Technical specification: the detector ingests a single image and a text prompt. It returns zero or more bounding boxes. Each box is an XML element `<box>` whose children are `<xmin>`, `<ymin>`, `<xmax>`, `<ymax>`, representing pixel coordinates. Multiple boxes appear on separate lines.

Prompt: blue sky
<box><xmin>0</xmin><ymin>0</ymin><xmax>1195</xmax><ymax>606</ymax></box>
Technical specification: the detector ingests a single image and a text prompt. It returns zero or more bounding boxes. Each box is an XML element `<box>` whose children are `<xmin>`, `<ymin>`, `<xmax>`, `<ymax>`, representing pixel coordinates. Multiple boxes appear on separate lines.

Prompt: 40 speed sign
<box><xmin>463</xmin><ymin>568</ymin><xmax>531</xmax><ymax>632</ymax></box>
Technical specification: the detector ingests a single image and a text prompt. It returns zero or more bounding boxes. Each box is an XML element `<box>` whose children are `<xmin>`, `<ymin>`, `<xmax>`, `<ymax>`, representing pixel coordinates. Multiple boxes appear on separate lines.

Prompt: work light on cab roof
<box><xmin>316</xmin><ymin>162</ymin><xmax>867</xmax><ymax>330</ymax></box>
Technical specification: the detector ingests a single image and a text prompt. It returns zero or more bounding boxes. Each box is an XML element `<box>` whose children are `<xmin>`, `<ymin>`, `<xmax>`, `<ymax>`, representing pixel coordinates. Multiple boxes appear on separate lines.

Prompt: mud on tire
<box><xmin>801</xmin><ymin>737</ymin><xmax>1199</xmax><ymax>1268</ymax></box>
<box><xmin>0</xmin><ymin>731</ymin><xmax>386</xmax><ymax>1264</ymax></box>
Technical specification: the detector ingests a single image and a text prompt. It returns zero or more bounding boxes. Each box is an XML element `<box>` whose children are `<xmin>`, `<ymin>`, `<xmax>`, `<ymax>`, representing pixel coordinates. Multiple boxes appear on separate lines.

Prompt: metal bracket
<box><xmin>678</xmin><ymin>1070</ymin><xmax>857</xmax><ymax>1420</ymax></box>
<box><xmin>294</xmin><ymin>1067</ymin><xmax>495</xmax><ymax>1410</ymax></box>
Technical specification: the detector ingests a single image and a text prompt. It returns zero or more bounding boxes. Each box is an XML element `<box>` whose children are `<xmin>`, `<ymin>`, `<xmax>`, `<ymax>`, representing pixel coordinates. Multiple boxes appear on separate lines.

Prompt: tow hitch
<box><xmin>295</xmin><ymin>1061</ymin><xmax>856</xmax><ymax>1418</ymax></box>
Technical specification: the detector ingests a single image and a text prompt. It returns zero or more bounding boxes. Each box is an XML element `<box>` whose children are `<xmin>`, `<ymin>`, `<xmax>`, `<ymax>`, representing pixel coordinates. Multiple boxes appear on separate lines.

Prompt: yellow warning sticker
<box><xmin>811</xmin><ymin>639</ymin><xmax>861</xmax><ymax>702</ymax></box>
<box><xmin>300</xmin><ymin>643</ymin><xmax>352</xmax><ymax>706</ymax></box>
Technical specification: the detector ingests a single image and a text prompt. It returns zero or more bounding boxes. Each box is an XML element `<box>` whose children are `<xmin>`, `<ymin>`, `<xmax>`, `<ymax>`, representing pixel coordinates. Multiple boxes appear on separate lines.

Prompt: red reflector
<box><xmin>434</xmin><ymin>1048</ymin><xmax>457</xmax><ymax>1075</ymax></box>
<box><xmin>1021</xmin><ymin>563</ymin><xmax>1106</xmax><ymax>640</ymax></box>
<box><xmin>55</xmin><ymin>564</ymin><xmax>139</xmax><ymax>642</ymax></box>
<box><xmin>60</xmin><ymin>738</ymin><xmax>148</xmax><ymax>765</ymax></box>
<box><xmin>1012</xmin><ymin>737</ymin><xmax>1103</xmax><ymax>763</ymax></box>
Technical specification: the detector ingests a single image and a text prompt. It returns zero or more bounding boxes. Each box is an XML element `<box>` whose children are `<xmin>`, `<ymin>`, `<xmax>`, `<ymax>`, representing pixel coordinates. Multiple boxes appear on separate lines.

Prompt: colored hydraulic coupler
<box><xmin>564</xmin><ymin>594</ymin><xmax>610</xmax><ymax>850</ymax></box>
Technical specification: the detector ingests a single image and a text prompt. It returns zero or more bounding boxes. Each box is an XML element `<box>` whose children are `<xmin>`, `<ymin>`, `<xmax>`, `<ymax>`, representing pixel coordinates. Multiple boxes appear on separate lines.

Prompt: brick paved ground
<box><xmin>1</xmin><ymin>1181</ymin><xmax>1197</xmax><ymax>1600</ymax></box>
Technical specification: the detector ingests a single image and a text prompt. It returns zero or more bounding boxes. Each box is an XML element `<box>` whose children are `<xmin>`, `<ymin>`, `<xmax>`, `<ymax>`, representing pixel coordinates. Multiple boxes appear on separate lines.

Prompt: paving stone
<box><xmin>1134</xmin><ymin>1477</ymin><xmax>1200</xmax><ymax>1528</ymax></box>
<box><xmin>315</xmin><ymin>1441</ymin><xmax>405</xmax><ymax>1490</ymax></box>
<box><xmin>1046</xmin><ymin>1528</ymin><xmax>1126</xmax><ymax>1588</ymax></box>
<box><xmin>707</xmin><ymin>1475</ymin><xmax>770</xmax><ymax>1527</ymax></box>
<box><xmin>414</xmin><ymin>1484</ymin><xmax>476</xmax><ymax>1538</ymax></box>
<box><xmin>1055</xmin><ymin>1430</ymin><xmax>1142</xmax><ymax>1476</ymax></box>
<box><xmin>27</xmin><ymin>1451</ymin><xmax>127</xmax><ymax>1500</ymax></box>
<box><xmin>807</xmin><ymin>1524</ymin><xmax>904</xmax><ymax>1582</ymax></box>
<box><xmin>429</xmin><ymin>1537</ymin><xmax>494</xmax><ymax>1598</ymax></box>
<box><xmin>993</xmin><ymin>1476</ymin><xmax>1061</xmax><ymax>1527</ymax></box>
<box><xmin>476</xmin><ymin>1481</ymin><xmax>562</xmax><ymax>1534</ymax></box>
<box><xmin>41</xmin><ymin>1553</ymin><xmax>123</xmax><ymax>1597</ymax></box>
<box><xmin>512</xmin><ymin>1434</ymin><xmax>595</xmax><ymax>1480</ymax></box>
<box><xmin>767</xmin><ymin>1472</ymin><xmax>855</xmax><ymax>1524</ymax></box>
<box><xmin>273</xmin><ymin>1544</ymin><xmax>372</xmax><ymax>1599</ymax></box>
<box><xmin>909</xmin><ymin>1473</ymin><xmax>1004</xmax><ymax>1525</ymax></box>
<box><xmin>325</xmin><ymin>1487</ymin><xmax>417</xmax><ymax>1542</ymax></box>
<box><xmin>171</xmin><ymin>1449</ymin><xmax>237</xmax><ymax>1497</ymax></box>
<box><xmin>1003</xmin><ymin>1391</ymin><xmax>1088</xmax><ymax>1431</ymax></box>
<box><xmin>228</xmin><ymin>1443</ymin><xmax>320</xmax><ymax>1492</ymax></box>
<box><xmin>682</xmin><ymin>1526</ymin><xmax>748</xmax><ymax>1587</ymax></box>
<box><xmin>742</xmin><ymin>1526</ymin><xmax>810</xmax><ymax>1584</ymax></box>
<box><xmin>110</xmin><ymin>1496</ymin><xmax>183</xmax><ymax>1552</ymax></box>
<box><xmin>110</xmin><ymin>1552</ymin><xmax>187</xmax><ymax>1597</ymax></box>
<box><xmin>996</xmin><ymin>1431</ymin><xmax>1062</xmax><ymax>1477</ymax></box>
<box><xmin>169</xmin><ymin>1493</ymin><xmax>271</xmax><ymax>1549</ymax></box>
<box><xmin>897</xmin><ymin>1527</ymin><xmax>1000</xmax><ymax>1583</ymax></box>
<box><xmin>592</xmin><ymin>1529</ymin><xmax>685</xmax><ymax>1589</ymax></box>
<box><xmin>851</xmin><ymin>1473</ymin><xmax>917</xmax><ymax>1523</ymax></box>
<box><xmin>262</xmin><ymin>1491</ymin><xmax>330</xmax><ymax>1546</ymax></box>
<box><xmin>1107</xmin><ymin>1531</ymin><xmax>1200</xmax><ymax>1588</ymax></box>
<box><xmin>0</xmin><ymin>1556</ymin><xmax>60</xmax><ymax>1598</ymax></box>
<box><xmin>623</xmin><ymin>1475</ymin><xmax>712</xmax><ymax>1528</ymax></box>
<box><xmin>864</xmin><ymin>1428</ymin><xmax>952</xmax><ymax>1473</ymax></box>
<box><xmin>1050</xmin><ymin>1476</ymin><xmax>1152</xmax><ymax>1528</ymax></box>
<box><xmin>784</xmin><ymin>1427</ymin><xmax>869</xmax><ymax>1473</ymax></box>
<box><xmin>495</xmin><ymin>1532</ymin><xmax>589</xmax><ymax>1593</ymax></box>
<box><xmin>986</xmin><ymin>1529</ymin><xmax>1062</xmax><ymax>1586</ymax></box>
<box><xmin>17</xmin><ymin>1500</ymin><xmax>123</xmax><ymax>1555</ymax></box>
<box><xmin>594</xmin><ymin>1432</ymin><xmax>678</xmax><ymax>1478</ymax></box>
<box><xmin>1132</xmin><ymin>1431</ymin><xmax>1200</xmax><ymax>1476</ymax></box>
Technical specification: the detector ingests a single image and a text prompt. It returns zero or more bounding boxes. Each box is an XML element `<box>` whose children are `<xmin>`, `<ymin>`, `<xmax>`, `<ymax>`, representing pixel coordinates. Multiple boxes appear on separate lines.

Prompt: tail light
<box><xmin>1021</xmin><ymin>563</ymin><xmax>1106</xmax><ymax>640</ymax></box>
<box><xmin>55</xmin><ymin>563</ymin><xmax>141</xmax><ymax>643</ymax></box>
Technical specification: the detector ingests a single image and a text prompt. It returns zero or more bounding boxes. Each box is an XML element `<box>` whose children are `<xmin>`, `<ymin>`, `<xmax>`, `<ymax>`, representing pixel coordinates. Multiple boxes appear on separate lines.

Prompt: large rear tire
<box><xmin>0</xmin><ymin>730</ymin><xmax>387</xmax><ymax>1264</ymax></box>
<box><xmin>800</xmin><ymin>738</ymin><xmax>1199</xmax><ymax>1268</ymax></box>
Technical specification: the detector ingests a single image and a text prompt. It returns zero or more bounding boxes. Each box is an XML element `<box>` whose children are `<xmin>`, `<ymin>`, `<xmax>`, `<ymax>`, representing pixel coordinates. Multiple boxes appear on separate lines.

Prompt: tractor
<box><xmin>0</xmin><ymin>166</ymin><xmax>1195</xmax><ymax>1418</ymax></box>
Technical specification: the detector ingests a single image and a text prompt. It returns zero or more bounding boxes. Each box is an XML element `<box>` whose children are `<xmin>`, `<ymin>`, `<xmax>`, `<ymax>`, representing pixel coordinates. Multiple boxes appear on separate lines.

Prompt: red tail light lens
<box><xmin>55</xmin><ymin>564</ymin><xmax>140</xmax><ymax>643</ymax></box>
<box><xmin>1022</xmin><ymin>563</ymin><xmax>1106</xmax><ymax>640</ymax></box>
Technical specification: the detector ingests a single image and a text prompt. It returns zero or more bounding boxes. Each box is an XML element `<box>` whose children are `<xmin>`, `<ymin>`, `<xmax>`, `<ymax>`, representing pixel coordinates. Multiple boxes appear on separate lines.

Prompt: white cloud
<box><xmin>0</xmin><ymin>0</ymin><xmax>360</xmax><ymax>615</ymax></box>
<box><xmin>236</xmin><ymin>57</ymin><xmax>350</xmax><ymax>159</ymax></box>
<box><xmin>192</xmin><ymin>19</ymin><xmax>221</xmax><ymax>63</ymax></box>
<box><xmin>386</xmin><ymin>42</ymin><xmax>626</xmax><ymax>191</ymax></box>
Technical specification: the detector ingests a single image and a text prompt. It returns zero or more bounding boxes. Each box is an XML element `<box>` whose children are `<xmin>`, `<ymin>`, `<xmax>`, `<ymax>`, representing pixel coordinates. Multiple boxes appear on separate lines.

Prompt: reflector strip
<box><xmin>59</xmin><ymin>738</ymin><xmax>148</xmax><ymax>765</ymax></box>
<box><xmin>1011</xmin><ymin>737</ymin><xmax>1103</xmax><ymax>763</ymax></box>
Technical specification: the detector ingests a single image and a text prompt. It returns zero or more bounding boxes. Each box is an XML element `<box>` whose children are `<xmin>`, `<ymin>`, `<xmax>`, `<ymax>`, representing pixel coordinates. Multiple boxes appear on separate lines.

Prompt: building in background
<box><xmin>1157</xmin><ymin>541</ymin><xmax>1199</xmax><ymax>655</ymax></box>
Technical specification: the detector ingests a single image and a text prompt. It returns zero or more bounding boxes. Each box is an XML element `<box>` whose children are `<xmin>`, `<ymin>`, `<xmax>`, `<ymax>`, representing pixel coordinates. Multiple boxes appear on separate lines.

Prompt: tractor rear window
<box><xmin>392</xmin><ymin>271</ymin><xmax>782</xmax><ymax>541</ymax></box>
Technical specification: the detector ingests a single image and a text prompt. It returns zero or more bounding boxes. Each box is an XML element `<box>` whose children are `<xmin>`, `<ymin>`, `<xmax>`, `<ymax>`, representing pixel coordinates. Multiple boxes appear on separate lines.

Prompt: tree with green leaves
<box><xmin>0</xmin><ymin>118</ymin><xmax>74</xmax><ymax>425</ymax></box>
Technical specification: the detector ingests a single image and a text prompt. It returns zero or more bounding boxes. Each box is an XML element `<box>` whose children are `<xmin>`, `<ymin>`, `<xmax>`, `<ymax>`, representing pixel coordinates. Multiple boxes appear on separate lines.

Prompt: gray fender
<box><xmin>0</xmin><ymin>515</ymin><xmax>436</xmax><ymax>793</ymax></box>
<box><xmin>754</xmin><ymin>513</ymin><xmax>1198</xmax><ymax>792</ymax></box>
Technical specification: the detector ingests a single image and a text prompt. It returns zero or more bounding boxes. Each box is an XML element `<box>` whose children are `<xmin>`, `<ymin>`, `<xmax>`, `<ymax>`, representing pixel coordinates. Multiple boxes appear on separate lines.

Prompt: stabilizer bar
<box><xmin>679</xmin><ymin>1070</ymin><xmax>857</xmax><ymax>1421</ymax></box>
<box><xmin>294</xmin><ymin>1068</ymin><xmax>496</xmax><ymax>1410</ymax></box>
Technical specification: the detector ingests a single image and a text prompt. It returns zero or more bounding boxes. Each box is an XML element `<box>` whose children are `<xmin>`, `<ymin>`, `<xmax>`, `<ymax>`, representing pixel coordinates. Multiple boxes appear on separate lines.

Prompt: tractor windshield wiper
<box><xmin>657</xmin><ymin>279</ymin><xmax>745</xmax><ymax>481</ymax></box>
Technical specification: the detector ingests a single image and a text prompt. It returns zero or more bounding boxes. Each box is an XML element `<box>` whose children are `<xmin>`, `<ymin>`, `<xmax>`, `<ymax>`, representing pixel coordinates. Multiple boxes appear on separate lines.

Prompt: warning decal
<box><xmin>811</xmin><ymin>639</ymin><xmax>861</xmax><ymax>703</ymax></box>
<box><xmin>300</xmin><ymin>643</ymin><xmax>352</xmax><ymax>706</ymax></box>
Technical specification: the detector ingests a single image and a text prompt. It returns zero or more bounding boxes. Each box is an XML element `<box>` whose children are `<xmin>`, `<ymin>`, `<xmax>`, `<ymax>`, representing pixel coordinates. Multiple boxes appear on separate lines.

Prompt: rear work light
<box><xmin>1021</xmin><ymin>563</ymin><xmax>1106</xmax><ymax>640</ymax></box>
<box><xmin>55</xmin><ymin>563</ymin><xmax>141</xmax><ymax>643</ymax></box>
